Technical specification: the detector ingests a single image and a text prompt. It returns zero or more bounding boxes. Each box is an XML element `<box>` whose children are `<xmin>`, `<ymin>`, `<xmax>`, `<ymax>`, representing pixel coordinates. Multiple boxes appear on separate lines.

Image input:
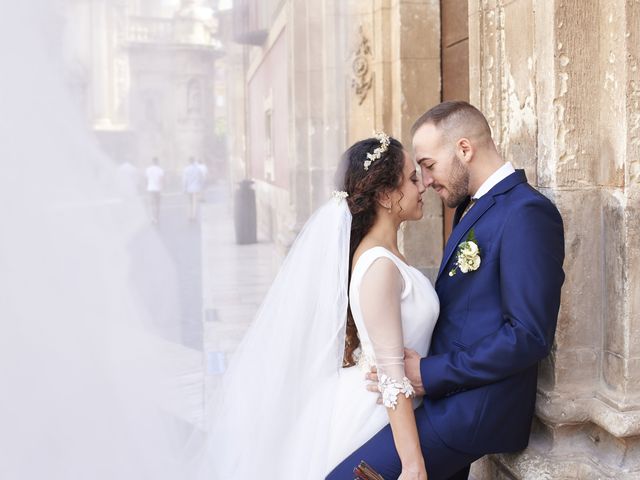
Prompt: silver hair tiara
<box><xmin>363</xmin><ymin>132</ymin><xmax>391</xmax><ymax>171</ymax></box>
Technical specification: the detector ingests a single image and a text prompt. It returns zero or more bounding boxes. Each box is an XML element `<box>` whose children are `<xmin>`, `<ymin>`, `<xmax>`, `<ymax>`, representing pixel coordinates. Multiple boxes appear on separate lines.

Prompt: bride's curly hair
<box><xmin>335</xmin><ymin>136</ymin><xmax>406</xmax><ymax>367</ymax></box>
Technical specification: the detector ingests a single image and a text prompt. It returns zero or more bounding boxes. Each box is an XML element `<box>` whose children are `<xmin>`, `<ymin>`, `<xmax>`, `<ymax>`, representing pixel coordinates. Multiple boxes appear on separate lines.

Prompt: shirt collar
<box><xmin>472</xmin><ymin>162</ymin><xmax>516</xmax><ymax>200</ymax></box>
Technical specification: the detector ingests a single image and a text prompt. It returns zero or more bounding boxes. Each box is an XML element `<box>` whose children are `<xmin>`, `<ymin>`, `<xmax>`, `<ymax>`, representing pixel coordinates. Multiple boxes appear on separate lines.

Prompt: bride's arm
<box><xmin>360</xmin><ymin>258</ymin><xmax>427</xmax><ymax>479</ymax></box>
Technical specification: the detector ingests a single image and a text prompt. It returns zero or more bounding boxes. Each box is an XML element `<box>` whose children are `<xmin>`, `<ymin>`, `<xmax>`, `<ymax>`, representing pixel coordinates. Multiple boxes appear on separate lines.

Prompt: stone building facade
<box><xmin>228</xmin><ymin>0</ymin><xmax>349</xmax><ymax>251</ymax></box>
<box><xmin>467</xmin><ymin>0</ymin><xmax>640</xmax><ymax>478</ymax></box>
<box><xmin>229</xmin><ymin>0</ymin><xmax>445</xmax><ymax>274</ymax></box>
<box><xmin>228</xmin><ymin>1</ymin><xmax>639</xmax><ymax>477</ymax></box>
<box><xmin>64</xmin><ymin>0</ymin><xmax>222</xmax><ymax>187</ymax></box>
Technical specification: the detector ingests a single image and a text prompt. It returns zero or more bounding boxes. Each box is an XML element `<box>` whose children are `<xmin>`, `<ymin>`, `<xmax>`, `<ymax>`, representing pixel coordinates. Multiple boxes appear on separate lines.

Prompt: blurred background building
<box><xmin>64</xmin><ymin>0</ymin><xmax>225</xmax><ymax>188</ymax></box>
<box><xmin>62</xmin><ymin>0</ymin><xmax>639</xmax><ymax>478</ymax></box>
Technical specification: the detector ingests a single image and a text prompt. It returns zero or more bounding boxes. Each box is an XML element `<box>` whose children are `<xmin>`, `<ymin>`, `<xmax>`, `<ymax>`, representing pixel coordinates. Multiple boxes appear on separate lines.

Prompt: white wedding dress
<box><xmin>325</xmin><ymin>246</ymin><xmax>440</xmax><ymax>473</ymax></box>
<box><xmin>208</xmin><ymin>200</ymin><xmax>440</xmax><ymax>479</ymax></box>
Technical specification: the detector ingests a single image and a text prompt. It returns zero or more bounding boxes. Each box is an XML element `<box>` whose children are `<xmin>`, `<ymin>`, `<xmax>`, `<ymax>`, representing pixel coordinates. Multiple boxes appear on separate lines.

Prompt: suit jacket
<box><xmin>419</xmin><ymin>169</ymin><xmax>565</xmax><ymax>454</ymax></box>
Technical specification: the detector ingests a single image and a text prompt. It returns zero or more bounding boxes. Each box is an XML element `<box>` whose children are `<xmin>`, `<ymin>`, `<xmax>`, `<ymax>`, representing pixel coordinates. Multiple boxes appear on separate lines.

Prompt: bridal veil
<box><xmin>204</xmin><ymin>196</ymin><xmax>352</xmax><ymax>478</ymax></box>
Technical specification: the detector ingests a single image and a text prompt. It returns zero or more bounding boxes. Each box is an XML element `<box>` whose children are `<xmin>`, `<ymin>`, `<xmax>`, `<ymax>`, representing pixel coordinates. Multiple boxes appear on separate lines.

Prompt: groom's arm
<box><xmin>418</xmin><ymin>197</ymin><xmax>565</xmax><ymax>400</ymax></box>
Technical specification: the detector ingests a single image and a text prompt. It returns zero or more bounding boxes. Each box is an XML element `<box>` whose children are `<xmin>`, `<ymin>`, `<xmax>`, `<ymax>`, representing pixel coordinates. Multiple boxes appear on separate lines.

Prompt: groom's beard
<box><xmin>443</xmin><ymin>154</ymin><xmax>470</xmax><ymax>208</ymax></box>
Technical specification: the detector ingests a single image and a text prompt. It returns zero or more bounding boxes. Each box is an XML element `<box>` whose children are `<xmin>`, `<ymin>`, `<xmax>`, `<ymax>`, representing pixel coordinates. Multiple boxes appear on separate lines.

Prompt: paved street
<box><xmin>148</xmin><ymin>183</ymin><xmax>279</xmax><ymax>355</ymax></box>
<box><xmin>154</xmin><ymin>191</ymin><xmax>205</xmax><ymax>350</ymax></box>
<box><xmin>199</xmin><ymin>184</ymin><xmax>280</xmax><ymax>422</ymax></box>
<box><xmin>130</xmin><ymin>183</ymin><xmax>279</xmax><ymax>426</ymax></box>
<box><xmin>114</xmin><ymin>183</ymin><xmax>279</xmax><ymax>426</ymax></box>
<box><xmin>201</xmin><ymin>187</ymin><xmax>280</xmax><ymax>357</ymax></box>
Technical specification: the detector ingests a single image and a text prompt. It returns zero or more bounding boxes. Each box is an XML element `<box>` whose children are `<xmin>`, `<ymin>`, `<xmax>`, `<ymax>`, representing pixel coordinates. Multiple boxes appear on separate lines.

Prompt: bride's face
<box><xmin>389</xmin><ymin>151</ymin><xmax>426</xmax><ymax>221</ymax></box>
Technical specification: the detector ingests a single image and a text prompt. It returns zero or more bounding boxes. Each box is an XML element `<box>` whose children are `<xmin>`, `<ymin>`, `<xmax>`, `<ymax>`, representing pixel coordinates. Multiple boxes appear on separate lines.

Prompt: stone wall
<box><xmin>233</xmin><ymin>0</ymin><xmax>444</xmax><ymax>266</ymax></box>
<box><xmin>237</xmin><ymin>0</ymin><xmax>349</xmax><ymax>250</ymax></box>
<box><xmin>347</xmin><ymin>0</ymin><xmax>443</xmax><ymax>279</ymax></box>
<box><xmin>217</xmin><ymin>8</ymin><xmax>247</xmax><ymax>186</ymax></box>
<box><xmin>468</xmin><ymin>0</ymin><xmax>640</xmax><ymax>478</ymax></box>
<box><xmin>287</xmin><ymin>0</ymin><xmax>349</xmax><ymax>233</ymax></box>
<box><xmin>441</xmin><ymin>0</ymin><xmax>470</xmax><ymax>240</ymax></box>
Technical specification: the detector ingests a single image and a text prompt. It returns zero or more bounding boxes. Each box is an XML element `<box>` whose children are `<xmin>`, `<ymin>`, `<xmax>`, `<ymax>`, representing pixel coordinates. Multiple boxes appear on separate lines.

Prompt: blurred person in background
<box><xmin>145</xmin><ymin>157</ymin><xmax>164</xmax><ymax>224</ymax></box>
<box><xmin>197</xmin><ymin>158</ymin><xmax>209</xmax><ymax>188</ymax></box>
<box><xmin>183</xmin><ymin>156</ymin><xmax>205</xmax><ymax>221</ymax></box>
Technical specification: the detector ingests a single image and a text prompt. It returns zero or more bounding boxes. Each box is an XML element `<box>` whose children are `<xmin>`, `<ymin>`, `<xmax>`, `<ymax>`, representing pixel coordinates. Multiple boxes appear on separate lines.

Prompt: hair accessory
<box><xmin>364</xmin><ymin>132</ymin><xmax>391</xmax><ymax>171</ymax></box>
<box><xmin>331</xmin><ymin>190</ymin><xmax>349</xmax><ymax>203</ymax></box>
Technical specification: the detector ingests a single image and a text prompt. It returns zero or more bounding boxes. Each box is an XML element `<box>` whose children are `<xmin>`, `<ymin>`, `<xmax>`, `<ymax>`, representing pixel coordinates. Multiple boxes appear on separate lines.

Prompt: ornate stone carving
<box><xmin>351</xmin><ymin>25</ymin><xmax>373</xmax><ymax>106</ymax></box>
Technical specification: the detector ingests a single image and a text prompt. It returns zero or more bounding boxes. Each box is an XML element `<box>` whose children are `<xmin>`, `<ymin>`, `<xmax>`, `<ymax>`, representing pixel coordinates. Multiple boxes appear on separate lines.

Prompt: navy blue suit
<box><xmin>327</xmin><ymin>170</ymin><xmax>565</xmax><ymax>479</ymax></box>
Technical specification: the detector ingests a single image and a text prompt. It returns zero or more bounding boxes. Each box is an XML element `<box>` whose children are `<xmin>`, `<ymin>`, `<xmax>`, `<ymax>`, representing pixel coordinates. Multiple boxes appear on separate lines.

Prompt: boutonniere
<box><xmin>449</xmin><ymin>229</ymin><xmax>481</xmax><ymax>277</ymax></box>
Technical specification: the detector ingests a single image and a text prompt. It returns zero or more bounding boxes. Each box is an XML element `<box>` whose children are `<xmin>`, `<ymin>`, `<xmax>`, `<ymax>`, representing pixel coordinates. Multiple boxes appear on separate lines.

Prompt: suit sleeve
<box><xmin>419</xmin><ymin>198</ymin><xmax>565</xmax><ymax>399</ymax></box>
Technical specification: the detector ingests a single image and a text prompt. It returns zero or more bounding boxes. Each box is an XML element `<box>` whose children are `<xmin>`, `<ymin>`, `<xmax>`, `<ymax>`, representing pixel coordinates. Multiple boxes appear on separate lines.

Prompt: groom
<box><xmin>327</xmin><ymin>101</ymin><xmax>565</xmax><ymax>479</ymax></box>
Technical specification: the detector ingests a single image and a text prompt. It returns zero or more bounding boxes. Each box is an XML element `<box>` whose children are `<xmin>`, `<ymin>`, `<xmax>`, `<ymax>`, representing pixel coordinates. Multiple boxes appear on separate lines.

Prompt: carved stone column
<box><xmin>468</xmin><ymin>1</ymin><xmax>640</xmax><ymax>477</ymax></box>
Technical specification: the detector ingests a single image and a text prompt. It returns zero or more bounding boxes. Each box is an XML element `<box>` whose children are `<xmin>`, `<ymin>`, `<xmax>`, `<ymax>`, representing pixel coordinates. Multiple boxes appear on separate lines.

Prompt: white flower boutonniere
<box><xmin>449</xmin><ymin>229</ymin><xmax>482</xmax><ymax>277</ymax></box>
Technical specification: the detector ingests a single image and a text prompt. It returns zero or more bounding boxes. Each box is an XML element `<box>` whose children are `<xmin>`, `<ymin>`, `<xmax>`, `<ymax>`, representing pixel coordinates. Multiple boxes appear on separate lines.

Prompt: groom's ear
<box><xmin>456</xmin><ymin>137</ymin><xmax>473</xmax><ymax>165</ymax></box>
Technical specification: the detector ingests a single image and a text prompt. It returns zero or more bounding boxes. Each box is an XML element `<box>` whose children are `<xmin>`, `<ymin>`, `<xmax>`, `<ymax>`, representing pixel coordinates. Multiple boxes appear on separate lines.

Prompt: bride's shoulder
<box><xmin>350</xmin><ymin>245</ymin><xmax>413</xmax><ymax>299</ymax></box>
<box><xmin>352</xmin><ymin>244</ymin><xmax>384</xmax><ymax>269</ymax></box>
<box><xmin>351</xmin><ymin>244</ymin><xmax>403</xmax><ymax>276</ymax></box>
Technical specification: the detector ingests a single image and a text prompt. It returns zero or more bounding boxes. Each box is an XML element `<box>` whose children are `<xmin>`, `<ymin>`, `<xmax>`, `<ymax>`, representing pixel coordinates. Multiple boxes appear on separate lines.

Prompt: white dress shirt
<box><xmin>472</xmin><ymin>162</ymin><xmax>516</xmax><ymax>200</ymax></box>
<box><xmin>145</xmin><ymin>165</ymin><xmax>164</xmax><ymax>192</ymax></box>
<box><xmin>183</xmin><ymin>164</ymin><xmax>205</xmax><ymax>193</ymax></box>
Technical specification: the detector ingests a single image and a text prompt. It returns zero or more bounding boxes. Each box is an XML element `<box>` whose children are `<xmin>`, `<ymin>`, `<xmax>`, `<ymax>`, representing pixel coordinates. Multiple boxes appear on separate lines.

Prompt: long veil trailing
<box><xmin>0</xmin><ymin>3</ymin><xmax>203</xmax><ymax>479</ymax></box>
<box><xmin>204</xmin><ymin>198</ymin><xmax>352</xmax><ymax>479</ymax></box>
<box><xmin>0</xmin><ymin>2</ymin><xmax>353</xmax><ymax>479</ymax></box>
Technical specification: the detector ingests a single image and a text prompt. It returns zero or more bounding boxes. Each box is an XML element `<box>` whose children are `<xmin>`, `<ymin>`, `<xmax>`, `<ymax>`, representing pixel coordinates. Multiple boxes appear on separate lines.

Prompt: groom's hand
<box><xmin>365</xmin><ymin>349</ymin><xmax>425</xmax><ymax>402</ymax></box>
<box><xmin>403</xmin><ymin>348</ymin><xmax>425</xmax><ymax>396</ymax></box>
<box><xmin>365</xmin><ymin>367</ymin><xmax>381</xmax><ymax>402</ymax></box>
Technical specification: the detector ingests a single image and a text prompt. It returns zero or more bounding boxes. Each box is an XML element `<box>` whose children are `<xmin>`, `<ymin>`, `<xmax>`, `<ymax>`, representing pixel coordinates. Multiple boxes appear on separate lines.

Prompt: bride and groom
<box><xmin>211</xmin><ymin>101</ymin><xmax>565</xmax><ymax>480</ymax></box>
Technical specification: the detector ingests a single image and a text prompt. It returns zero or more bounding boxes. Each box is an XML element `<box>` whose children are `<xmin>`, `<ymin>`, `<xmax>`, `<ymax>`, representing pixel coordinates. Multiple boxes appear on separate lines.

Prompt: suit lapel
<box><xmin>436</xmin><ymin>169</ymin><xmax>528</xmax><ymax>283</ymax></box>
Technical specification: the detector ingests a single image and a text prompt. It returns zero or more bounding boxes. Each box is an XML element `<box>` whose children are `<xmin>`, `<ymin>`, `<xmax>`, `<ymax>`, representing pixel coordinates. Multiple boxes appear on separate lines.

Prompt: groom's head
<box><xmin>411</xmin><ymin>101</ymin><xmax>498</xmax><ymax>208</ymax></box>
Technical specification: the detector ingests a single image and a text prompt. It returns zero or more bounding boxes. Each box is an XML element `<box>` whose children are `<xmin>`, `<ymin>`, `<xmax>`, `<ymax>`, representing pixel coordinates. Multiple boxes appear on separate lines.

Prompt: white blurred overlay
<box><xmin>0</xmin><ymin>2</ymin><xmax>206</xmax><ymax>478</ymax></box>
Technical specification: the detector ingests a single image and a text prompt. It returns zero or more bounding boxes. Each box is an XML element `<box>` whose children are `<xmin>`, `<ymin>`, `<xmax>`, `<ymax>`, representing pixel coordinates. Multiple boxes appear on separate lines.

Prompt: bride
<box><xmin>208</xmin><ymin>133</ymin><xmax>439</xmax><ymax>479</ymax></box>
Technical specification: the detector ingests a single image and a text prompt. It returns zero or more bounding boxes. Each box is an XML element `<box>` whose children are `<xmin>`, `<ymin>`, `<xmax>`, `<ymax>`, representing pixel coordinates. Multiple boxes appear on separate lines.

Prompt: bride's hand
<box><xmin>365</xmin><ymin>349</ymin><xmax>426</xmax><ymax>402</ymax></box>
<box><xmin>403</xmin><ymin>348</ymin><xmax>426</xmax><ymax>397</ymax></box>
<box><xmin>398</xmin><ymin>460</ymin><xmax>428</xmax><ymax>480</ymax></box>
<box><xmin>399</xmin><ymin>472</ymin><xmax>428</xmax><ymax>480</ymax></box>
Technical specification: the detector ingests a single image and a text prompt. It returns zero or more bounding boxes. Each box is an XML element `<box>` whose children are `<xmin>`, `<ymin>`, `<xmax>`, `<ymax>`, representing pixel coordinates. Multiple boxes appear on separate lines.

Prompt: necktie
<box><xmin>460</xmin><ymin>198</ymin><xmax>477</xmax><ymax>219</ymax></box>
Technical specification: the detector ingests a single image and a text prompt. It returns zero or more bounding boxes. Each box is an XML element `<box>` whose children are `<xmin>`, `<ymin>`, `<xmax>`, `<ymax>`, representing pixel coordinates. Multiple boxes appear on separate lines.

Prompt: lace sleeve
<box><xmin>359</xmin><ymin>257</ymin><xmax>414</xmax><ymax>409</ymax></box>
